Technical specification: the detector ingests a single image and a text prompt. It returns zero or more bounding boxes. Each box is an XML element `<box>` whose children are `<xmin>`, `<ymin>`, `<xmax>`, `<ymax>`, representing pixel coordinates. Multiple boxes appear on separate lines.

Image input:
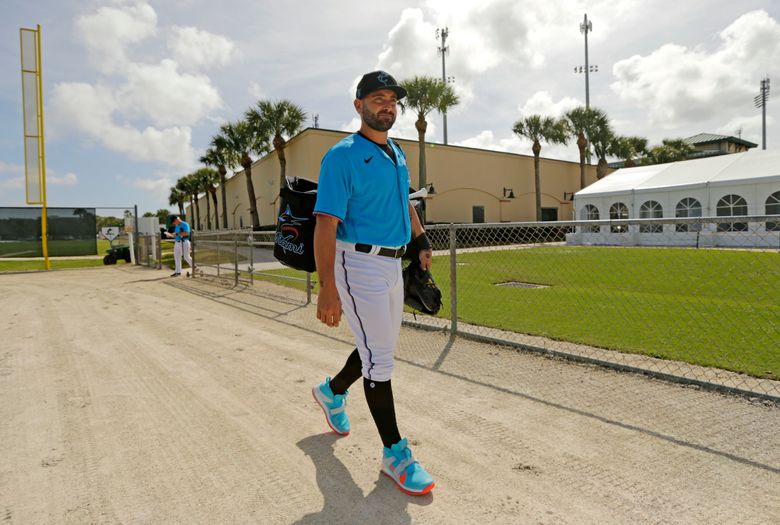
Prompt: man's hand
<box><xmin>418</xmin><ymin>248</ymin><xmax>432</xmax><ymax>271</ymax></box>
<box><xmin>316</xmin><ymin>284</ymin><xmax>342</xmax><ymax>327</ymax></box>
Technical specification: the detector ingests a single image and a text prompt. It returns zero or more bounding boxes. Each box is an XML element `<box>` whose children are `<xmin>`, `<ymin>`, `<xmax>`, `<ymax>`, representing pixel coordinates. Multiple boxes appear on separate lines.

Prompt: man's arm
<box><xmin>314</xmin><ymin>214</ymin><xmax>342</xmax><ymax>327</ymax></box>
<box><xmin>409</xmin><ymin>201</ymin><xmax>432</xmax><ymax>270</ymax></box>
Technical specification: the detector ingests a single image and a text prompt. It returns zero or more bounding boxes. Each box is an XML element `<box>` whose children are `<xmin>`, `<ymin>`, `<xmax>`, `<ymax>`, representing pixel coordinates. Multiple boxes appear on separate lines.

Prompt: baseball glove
<box><xmin>403</xmin><ymin>261</ymin><xmax>442</xmax><ymax>315</ymax></box>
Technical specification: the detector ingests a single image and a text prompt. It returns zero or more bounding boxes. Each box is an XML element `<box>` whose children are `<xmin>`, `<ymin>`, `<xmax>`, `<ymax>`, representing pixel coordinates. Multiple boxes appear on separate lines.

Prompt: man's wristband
<box><xmin>414</xmin><ymin>232</ymin><xmax>432</xmax><ymax>251</ymax></box>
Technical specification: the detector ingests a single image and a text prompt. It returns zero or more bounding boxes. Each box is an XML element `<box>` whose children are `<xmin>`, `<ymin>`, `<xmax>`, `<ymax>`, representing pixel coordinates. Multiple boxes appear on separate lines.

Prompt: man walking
<box><xmin>165</xmin><ymin>215</ymin><xmax>194</xmax><ymax>277</ymax></box>
<box><xmin>311</xmin><ymin>70</ymin><xmax>435</xmax><ymax>496</ymax></box>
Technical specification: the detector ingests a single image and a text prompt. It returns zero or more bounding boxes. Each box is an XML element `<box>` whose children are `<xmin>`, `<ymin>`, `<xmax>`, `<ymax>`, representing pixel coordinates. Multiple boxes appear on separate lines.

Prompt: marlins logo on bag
<box><xmin>276</xmin><ymin>204</ymin><xmax>309</xmax><ymax>255</ymax></box>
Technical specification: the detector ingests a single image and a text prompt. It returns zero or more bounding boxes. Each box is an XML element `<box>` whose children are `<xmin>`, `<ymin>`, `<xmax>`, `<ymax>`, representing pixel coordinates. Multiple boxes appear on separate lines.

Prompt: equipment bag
<box><xmin>273</xmin><ymin>176</ymin><xmax>318</xmax><ymax>272</ymax></box>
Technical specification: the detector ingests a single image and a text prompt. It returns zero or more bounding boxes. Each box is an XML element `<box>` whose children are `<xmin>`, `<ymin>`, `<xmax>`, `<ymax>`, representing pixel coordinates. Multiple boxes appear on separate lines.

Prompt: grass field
<box><xmin>256</xmin><ymin>246</ymin><xmax>780</xmax><ymax>380</ymax></box>
<box><xmin>0</xmin><ymin>259</ymin><xmax>109</xmax><ymax>272</ymax></box>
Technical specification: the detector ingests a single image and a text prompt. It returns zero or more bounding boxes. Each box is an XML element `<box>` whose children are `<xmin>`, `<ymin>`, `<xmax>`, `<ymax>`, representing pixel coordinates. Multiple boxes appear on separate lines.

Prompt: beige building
<box><xmin>188</xmin><ymin>128</ymin><xmax>599</xmax><ymax>229</ymax></box>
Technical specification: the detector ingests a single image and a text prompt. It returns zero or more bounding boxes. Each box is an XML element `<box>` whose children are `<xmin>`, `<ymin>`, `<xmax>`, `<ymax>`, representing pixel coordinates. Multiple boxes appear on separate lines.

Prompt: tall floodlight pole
<box><xmin>575</xmin><ymin>14</ymin><xmax>597</xmax><ymax>163</ymax></box>
<box><xmin>436</xmin><ymin>27</ymin><xmax>450</xmax><ymax>144</ymax></box>
<box><xmin>580</xmin><ymin>14</ymin><xmax>593</xmax><ymax>108</ymax></box>
<box><xmin>754</xmin><ymin>77</ymin><xmax>770</xmax><ymax>150</ymax></box>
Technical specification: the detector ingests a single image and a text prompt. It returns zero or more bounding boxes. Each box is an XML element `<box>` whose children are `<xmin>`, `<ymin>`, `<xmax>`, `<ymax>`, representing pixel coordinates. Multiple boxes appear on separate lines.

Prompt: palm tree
<box><xmin>642</xmin><ymin>138</ymin><xmax>694</xmax><ymax>165</ymax></box>
<box><xmin>564</xmin><ymin>106</ymin><xmax>599</xmax><ymax>189</ymax></box>
<box><xmin>512</xmin><ymin>115</ymin><xmax>569</xmax><ymax>221</ymax></box>
<box><xmin>200</xmin><ymin>144</ymin><xmax>230</xmax><ymax>229</ymax></box>
<box><xmin>193</xmin><ymin>167</ymin><xmax>220</xmax><ymax>230</ymax></box>
<box><xmin>218</xmin><ymin>120</ymin><xmax>269</xmax><ymax>229</ymax></box>
<box><xmin>245</xmin><ymin>99</ymin><xmax>306</xmax><ymax>189</ymax></box>
<box><xmin>609</xmin><ymin>136</ymin><xmax>648</xmax><ymax>168</ymax></box>
<box><xmin>399</xmin><ymin>76</ymin><xmax>459</xmax><ymax>223</ymax></box>
<box><xmin>168</xmin><ymin>186</ymin><xmax>186</xmax><ymax>217</ymax></box>
<box><xmin>587</xmin><ymin>111</ymin><xmax>615</xmax><ymax>180</ymax></box>
<box><xmin>176</xmin><ymin>174</ymin><xmax>201</xmax><ymax>229</ymax></box>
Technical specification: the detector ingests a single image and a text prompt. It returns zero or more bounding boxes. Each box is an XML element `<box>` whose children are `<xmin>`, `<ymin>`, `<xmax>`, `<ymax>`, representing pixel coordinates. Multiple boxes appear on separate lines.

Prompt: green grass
<box><xmin>255</xmin><ymin>246</ymin><xmax>780</xmax><ymax>380</ymax></box>
<box><xmin>0</xmin><ymin>239</ymin><xmax>101</xmax><ymax>257</ymax></box>
<box><xmin>0</xmin><ymin>259</ymin><xmax>109</xmax><ymax>272</ymax></box>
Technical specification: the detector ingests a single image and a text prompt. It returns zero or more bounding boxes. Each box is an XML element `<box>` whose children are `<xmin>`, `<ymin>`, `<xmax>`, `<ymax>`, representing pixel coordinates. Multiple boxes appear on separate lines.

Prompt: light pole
<box><xmin>436</xmin><ymin>27</ymin><xmax>450</xmax><ymax>144</ymax></box>
<box><xmin>754</xmin><ymin>77</ymin><xmax>770</xmax><ymax>150</ymax></box>
<box><xmin>574</xmin><ymin>13</ymin><xmax>597</xmax><ymax>163</ymax></box>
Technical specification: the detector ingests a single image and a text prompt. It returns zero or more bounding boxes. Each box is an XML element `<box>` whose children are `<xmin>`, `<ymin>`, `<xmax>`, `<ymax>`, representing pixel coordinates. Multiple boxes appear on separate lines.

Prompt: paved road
<box><xmin>1</xmin><ymin>266</ymin><xmax>778</xmax><ymax>524</ymax></box>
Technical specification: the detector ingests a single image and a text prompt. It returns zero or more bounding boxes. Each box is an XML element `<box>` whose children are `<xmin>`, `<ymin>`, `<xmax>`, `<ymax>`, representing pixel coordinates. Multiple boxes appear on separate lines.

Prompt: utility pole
<box><xmin>436</xmin><ymin>27</ymin><xmax>450</xmax><ymax>144</ymax></box>
<box><xmin>580</xmin><ymin>14</ymin><xmax>594</xmax><ymax>108</ymax></box>
<box><xmin>754</xmin><ymin>77</ymin><xmax>770</xmax><ymax>150</ymax></box>
<box><xmin>575</xmin><ymin>14</ymin><xmax>597</xmax><ymax>163</ymax></box>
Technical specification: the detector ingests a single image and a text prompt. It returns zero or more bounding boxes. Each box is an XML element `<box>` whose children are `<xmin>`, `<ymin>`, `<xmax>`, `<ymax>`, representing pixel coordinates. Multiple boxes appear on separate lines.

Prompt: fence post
<box><xmin>216</xmin><ymin>233</ymin><xmax>221</xmax><ymax>279</ymax></box>
<box><xmin>449</xmin><ymin>223</ymin><xmax>457</xmax><ymax>336</ymax></box>
<box><xmin>249</xmin><ymin>231</ymin><xmax>254</xmax><ymax>286</ymax></box>
<box><xmin>234</xmin><ymin>237</ymin><xmax>239</xmax><ymax>286</ymax></box>
<box><xmin>306</xmin><ymin>272</ymin><xmax>312</xmax><ymax>305</ymax></box>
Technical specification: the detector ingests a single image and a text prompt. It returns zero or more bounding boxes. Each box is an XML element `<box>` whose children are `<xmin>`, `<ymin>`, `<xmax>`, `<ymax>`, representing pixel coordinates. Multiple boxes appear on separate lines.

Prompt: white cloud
<box><xmin>169</xmin><ymin>26</ymin><xmax>238</xmax><ymax>69</ymax></box>
<box><xmin>131</xmin><ymin>173</ymin><xmax>175</xmax><ymax>194</ymax></box>
<box><xmin>0</xmin><ymin>176</ymin><xmax>24</xmax><ymax>190</ymax></box>
<box><xmin>248</xmin><ymin>81</ymin><xmax>266</xmax><ymax>101</ymax></box>
<box><xmin>519</xmin><ymin>91</ymin><xmax>581</xmax><ymax>118</ymax></box>
<box><xmin>0</xmin><ymin>161</ymin><xmax>24</xmax><ymax>173</ymax></box>
<box><xmin>611</xmin><ymin>10</ymin><xmax>780</xmax><ymax>128</ymax></box>
<box><xmin>48</xmin><ymin>171</ymin><xmax>78</xmax><ymax>186</ymax></box>
<box><xmin>75</xmin><ymin>1</ymin><xmax>158</xmax><ymax>73</ymax></box>
<box><xmin>49</xmin><ymin>82</ymin><xmax>197</xmax><ymax>169</ymax></box>
<box><xmin>118</xmin><ymin>59</ymin><xmax>223</xmax><ymax>127</ymax></box>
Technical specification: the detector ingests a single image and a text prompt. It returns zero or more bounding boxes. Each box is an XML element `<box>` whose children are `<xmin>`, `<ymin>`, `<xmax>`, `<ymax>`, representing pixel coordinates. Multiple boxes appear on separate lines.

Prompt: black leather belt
<box><xmin>355</xmin><ymin>243</ymin><xmax>405</xmax><ymax>258</ymax></box>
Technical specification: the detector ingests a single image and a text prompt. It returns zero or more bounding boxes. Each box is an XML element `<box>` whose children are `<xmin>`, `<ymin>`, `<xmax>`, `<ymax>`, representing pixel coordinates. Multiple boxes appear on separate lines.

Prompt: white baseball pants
<box><xmin>174</xmin><ymin>240</ymin><xmax>193</xmax><ymax>274</ymax></box>
<box><xmin>334</xmin><ymin>247</ymin><xmax>403</xmax><ymax>382</ymax></box>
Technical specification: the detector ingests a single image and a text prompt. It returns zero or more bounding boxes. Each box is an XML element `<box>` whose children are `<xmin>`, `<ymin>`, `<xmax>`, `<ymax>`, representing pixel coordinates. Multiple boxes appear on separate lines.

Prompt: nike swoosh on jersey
<box><xmin>364</xmin><ymin>156</ymin><xmax>373</xmax><ymax>164</ymax></box>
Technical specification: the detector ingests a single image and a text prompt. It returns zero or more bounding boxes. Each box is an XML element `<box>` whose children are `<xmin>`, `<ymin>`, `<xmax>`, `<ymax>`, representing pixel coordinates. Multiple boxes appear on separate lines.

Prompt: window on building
<box><xmin>639</xmin><ymin>200</ymin><xmax>663</xmax><ymax>233</ymax></box>
<box><xmin>541</xmin><ymin>208</ymin><xmax>558</xmax><ymax>221</ymax></box>
<box><xmin>716</xmin><ymin>194</ymin><xmax>748</xmax><ymax>232</ymax></box>
<box><xmin>580</xmin><ymin>204</ymin><xmax>599</xmax><ymax>233</ymax></box>
<box><xmin>609</xmin><ymin>202</ymin><xmax>629</xmax><ymax>233</ymax></box>
<box><xmin>766</xmin><ymin>191</ymin><xmax>780</xmax><ymax>232</ymax></box>
<box><xmin>472</xmin><ymin>206</ymin><xmax>485</xmax><ymax>224</ymax></box>
<box><xmin>675</xmin><ymin>197</ymin><xmax>702</xmax><ymax>232</ymax></box>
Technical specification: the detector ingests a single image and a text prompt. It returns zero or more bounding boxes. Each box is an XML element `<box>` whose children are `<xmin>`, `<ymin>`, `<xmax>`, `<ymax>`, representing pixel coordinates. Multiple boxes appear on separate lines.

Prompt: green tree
<box><xmin>200</xmin><ymin>144</ymin><xmax>230</xmax><ymax>229</ymax></box>
<box><xmin>512</xmin><ymin>115</ymin><xmax>569</xmax><ymax>221</ymax></box>
<box><xmin>399</xmin><ymin>76</ymin><xmax>459</xmax><ymax>223</ymax></box>
<box><xmin>176</xmin><ymin>174</ymin><xmax>201</xmax><ymax>228</ymax></box>
<box><xmin>642</xmin><ymin>138</ymin><xmax>695</xmax><ymax>165</ymax></box>
<box><xmin>168</xmin><ymin>186</ymin><xmax>186</xmax><ymax>217</ymax></box>
<box><xmin>586</xmin><ymin>110</ymin><xmax>615</xmax><ymax>179</ymax></box>
<box><xmin>564</xmin><ymin>106</ymin><xmax>601</xmax><ymax>189</ymax></box>
<box><xmin>193</xmin><ymin>167</ymin><xmax>220</xmax><ymax>230</ymax></box>
<box><xmin>142</xmin><ymin>211</ymin><xmax>155</xmax><ymax>217</ymax></box>
<box><xmin>218</xmin><ymin>120</ymin><xmax>270</xmax><ymax>229</ymax></box>
<box><xmin>610</xmin><ymin>136</ymin><xmax>648</xmax><ymax>168</ymax></box>
<box><xmin>245</xmin><ymin>99</ymin><xmax>306</xmax><ymax>189</ymax></box>
<box><xmin>155</xmin><ymin>209</ymin><xmax>170</xmax><ymax>224</ymax></box>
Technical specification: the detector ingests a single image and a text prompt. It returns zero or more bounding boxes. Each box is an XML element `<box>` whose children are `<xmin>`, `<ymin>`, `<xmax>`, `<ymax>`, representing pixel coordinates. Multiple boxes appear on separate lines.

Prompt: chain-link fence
<box><xmin>136</xmin><ymin>234</ymin><xmax>162</xmax><ymax>269</ymax></box>
<box><xmin>188</xmin><ymin>216</ymin><xmax>780</xmax><ymax>402</ymax></box>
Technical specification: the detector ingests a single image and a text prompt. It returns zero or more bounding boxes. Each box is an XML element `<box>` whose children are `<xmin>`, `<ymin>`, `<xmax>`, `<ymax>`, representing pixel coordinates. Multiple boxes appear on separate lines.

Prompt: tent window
<box><xmin>766</xmin><ymin>191</ymin><xmax>780</xmax><ymax>232</ymax></box>
<box><xmin>580</xmin><ymin>204</ymin><xmax>599</xmax><ymax>232</ymax></box>
<box><xmin>716</xmin><ymin>194</ymin><xmax>748</xmax><ymax>232</ymax></box>
<box><xmin>609</xmin><ymin>202</ymin><xmax>628</xmax><ymax>233</ymax></box>
<box><xmin>639</xmin><ymin>200</ymin><xmax>663</xmax><ymax>233</ymax></box>
<box><xmin>675</xmin><ymin>197</ymin><xmax>702</xmax><ymax>232</ymax></box>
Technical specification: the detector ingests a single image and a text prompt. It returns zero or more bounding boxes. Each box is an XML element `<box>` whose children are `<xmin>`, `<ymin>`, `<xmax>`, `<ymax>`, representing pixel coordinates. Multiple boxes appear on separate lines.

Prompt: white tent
<box><xmin>568</xmin><ymin>149</ymin><xmax>780</xmax><ymax>248</ymax></box>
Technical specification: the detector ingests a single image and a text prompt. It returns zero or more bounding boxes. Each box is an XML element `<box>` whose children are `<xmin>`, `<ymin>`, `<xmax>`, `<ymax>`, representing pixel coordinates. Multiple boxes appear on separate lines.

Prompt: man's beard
<box><xmin>362</xmin><ymin>107</ymin><xmax>396</xmax><ymax>132</ymax></box>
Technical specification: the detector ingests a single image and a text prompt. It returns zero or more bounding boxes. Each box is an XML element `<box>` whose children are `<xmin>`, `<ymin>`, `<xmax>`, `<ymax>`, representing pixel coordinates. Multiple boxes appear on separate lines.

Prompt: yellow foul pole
<box><xmin>37</xmin><ymin>25</ymin><xmax>49</xmax><ymax>269</ymax></box>
<box><xmin>20</xmin><ymin>24</ymin><xmax>49</xmax><ymax>269</ymax></box>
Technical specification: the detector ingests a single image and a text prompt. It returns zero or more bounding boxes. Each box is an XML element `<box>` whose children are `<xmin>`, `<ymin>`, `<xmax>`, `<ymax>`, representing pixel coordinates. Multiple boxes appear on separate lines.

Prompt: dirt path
<box><xmin>1</xmin><ymin>266</ymin><xmax>778</xmax><ymax>524</ymax></box>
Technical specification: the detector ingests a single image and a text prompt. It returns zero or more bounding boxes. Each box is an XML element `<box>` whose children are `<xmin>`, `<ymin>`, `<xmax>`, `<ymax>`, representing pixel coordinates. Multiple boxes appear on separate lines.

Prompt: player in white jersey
<box><xmin>311</xmin><ymin>70</ymin><xmax>435</xmax><ymax>496</ymax></box>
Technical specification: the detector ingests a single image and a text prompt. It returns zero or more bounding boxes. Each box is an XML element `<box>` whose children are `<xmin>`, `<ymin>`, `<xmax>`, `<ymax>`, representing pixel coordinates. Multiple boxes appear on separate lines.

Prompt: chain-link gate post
<box><xmin>216</xmin><ymin>233</ymin><xmax>221</xmax><ymax>279</ymax></box>
<box><xmin>306</xmin><ymin>273</ymin><xmax>312</xmax><ymax>305</ymax></box>
<box><xmin>249</xmin><ymin>232</ymin><xmax>255</xmax><ymax>286</ymax></box>
<box><xmin>234</xmin><ymin>237</ymin><xmax>239</xmax><ymax>286</ymax></box>
<box><xmin>449</xmin><ymin>223</ymin><xmax>458</xmax><ymax>336</ymax></box>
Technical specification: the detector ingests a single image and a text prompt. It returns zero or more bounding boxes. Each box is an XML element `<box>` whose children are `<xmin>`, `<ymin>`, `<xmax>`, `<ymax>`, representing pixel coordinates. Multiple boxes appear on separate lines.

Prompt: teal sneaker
<box><xmin>311</xmin><ymin>377</ymin><xmax>350</xmax><ymax>435</ymax></box>
<box><xmin>381</xmin><ymin>438</ymin><xmax>435</xmax><ymax>496</ymax></box>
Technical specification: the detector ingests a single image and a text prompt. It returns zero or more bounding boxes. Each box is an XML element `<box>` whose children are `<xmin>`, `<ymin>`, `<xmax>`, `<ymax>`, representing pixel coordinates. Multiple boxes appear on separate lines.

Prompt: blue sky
<box><xmin>1</xmin><ymin>0</ymin><xmax>778</xmax><ymax>215</ymax></box>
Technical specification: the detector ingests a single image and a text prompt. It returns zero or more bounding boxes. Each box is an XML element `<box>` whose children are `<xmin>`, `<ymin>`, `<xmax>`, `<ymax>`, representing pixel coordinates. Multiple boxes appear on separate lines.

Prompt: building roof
<box><xmin>576</xmin><ymin>148</ymin><xmax>780</xmax><ymax>197</ymax></box>
<box><xmin>684</xmin><ymin>133</ymin><xmax>758</xmax><ymax>149</ymax></box>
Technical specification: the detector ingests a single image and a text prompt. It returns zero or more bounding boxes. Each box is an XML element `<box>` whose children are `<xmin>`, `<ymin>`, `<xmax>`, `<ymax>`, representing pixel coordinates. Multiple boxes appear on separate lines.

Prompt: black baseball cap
<box><xmin>355</xmin><ymin>70</ymin><xmax>407</xmax><ymax>100</ymax></box>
